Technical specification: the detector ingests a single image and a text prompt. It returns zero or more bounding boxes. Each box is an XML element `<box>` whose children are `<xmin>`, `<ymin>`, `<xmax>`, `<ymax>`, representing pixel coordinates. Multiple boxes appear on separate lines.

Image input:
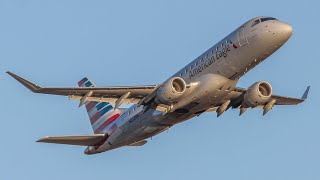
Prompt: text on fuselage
<box><xmin>189</xmin><ymin>39</ymin><xmax>236</xmax><ymax>79</ymax></box>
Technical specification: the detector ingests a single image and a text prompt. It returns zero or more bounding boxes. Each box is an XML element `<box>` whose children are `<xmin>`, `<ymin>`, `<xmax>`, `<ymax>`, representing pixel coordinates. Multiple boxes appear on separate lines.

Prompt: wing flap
<box><xmin>37</xmin><ymin>134</ymin><xmax>106</xmax><ymax>146</ymax></box>
<box><xmin>68</xmin><ymin>95</ymin><xmax>142</xmax><ymax>104</ymax></box>
<box><xmin>127</xmin><ymin>140</ymin><xmax>147</xmax><ymax>146</ymax></box>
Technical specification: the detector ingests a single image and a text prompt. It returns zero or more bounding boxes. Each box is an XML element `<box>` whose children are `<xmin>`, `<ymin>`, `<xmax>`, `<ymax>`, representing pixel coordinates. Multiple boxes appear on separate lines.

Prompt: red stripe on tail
<box><xmin>94</xmin><ymin>113</ymin><xmax>120</xmax><ymax>134</ymax></box>
<box><xmin>86</xmin><ymin>102</ymin><xmax>96</xmax><ymax>112</ymax></box>
<box><xmin>78</xmin><ymin>80</ymin><xmax>85</xmax><ymax>87</ymax></box>
<box><xmin>90</xmin><ymin>112</ymin><xmax>101</xmax><ymax>124</ymax></box>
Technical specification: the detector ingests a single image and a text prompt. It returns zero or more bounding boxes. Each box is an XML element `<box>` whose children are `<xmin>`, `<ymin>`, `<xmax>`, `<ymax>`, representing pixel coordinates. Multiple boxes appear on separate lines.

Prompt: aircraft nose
<box><xmin>281</xmin><ymin>23</ymin><xmax>293</xmax><ymax>38</ymax></box>
<box><xmin>277</xmin><ymin>22</ymin><xmax>293</xmax><ymax>42</ymax></box>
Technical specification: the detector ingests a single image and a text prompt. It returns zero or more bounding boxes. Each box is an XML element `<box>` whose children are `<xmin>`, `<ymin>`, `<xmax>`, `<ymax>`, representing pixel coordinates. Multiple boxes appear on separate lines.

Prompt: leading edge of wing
<box><xmin>7</xmin><ymin>71</ymin><xmax>157</xmax><ymax>94</ymax></box>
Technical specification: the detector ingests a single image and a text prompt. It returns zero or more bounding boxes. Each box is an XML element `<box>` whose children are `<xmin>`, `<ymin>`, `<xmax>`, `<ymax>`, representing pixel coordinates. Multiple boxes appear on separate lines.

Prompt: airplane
<box><xmin>7</xmin><ymin>16</ymin><xmax>310</xmax><ymax>155</ymax></box>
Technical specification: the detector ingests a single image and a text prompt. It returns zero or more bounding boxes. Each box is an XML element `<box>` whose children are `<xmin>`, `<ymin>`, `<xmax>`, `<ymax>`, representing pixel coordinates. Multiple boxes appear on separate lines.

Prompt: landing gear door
<box><xmin>237</xmin><ymin>26</ymin><xmax>247</xmax><ymax>47</ymax></box>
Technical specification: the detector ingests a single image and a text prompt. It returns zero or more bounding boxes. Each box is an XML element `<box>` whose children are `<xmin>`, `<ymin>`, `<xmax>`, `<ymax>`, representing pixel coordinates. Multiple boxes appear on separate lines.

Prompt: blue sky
<box><xmin>0</xmin><ymin>0</ymin><xmax>319</xmax><ymax>179</ymax></box>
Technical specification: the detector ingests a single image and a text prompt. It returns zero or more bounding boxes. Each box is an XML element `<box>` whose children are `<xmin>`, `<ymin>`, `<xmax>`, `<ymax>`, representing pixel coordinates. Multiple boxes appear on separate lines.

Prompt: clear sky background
<box><xmin>0</xmin><ymin>0</ymin><xmax>319</xmax><ymax>179</ymax></box>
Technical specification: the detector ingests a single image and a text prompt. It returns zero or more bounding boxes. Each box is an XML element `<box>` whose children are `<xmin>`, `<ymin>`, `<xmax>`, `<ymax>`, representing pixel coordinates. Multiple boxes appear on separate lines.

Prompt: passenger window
<box><xmin>206</xmin><ymin>54</ymin><xmax>208</xmax><ymax>58</ymax></box>
<box><xmin>200</xmin><ymin>58</ymin><xmax>204</xmax><ymax>62</ymax></box>
<box><xmin>251</xmin><ymin>19</ymin><xmax>261</xmax><ymax>27</ymax></box>
<box><xmin>185</xmin><ymin>69</ymin><xmax>188</xmax><ymax>73</ymax></box>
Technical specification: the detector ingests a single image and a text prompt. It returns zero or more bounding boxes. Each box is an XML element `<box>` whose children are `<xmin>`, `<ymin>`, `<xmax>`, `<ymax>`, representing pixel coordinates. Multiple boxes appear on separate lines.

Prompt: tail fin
<box><xmin>78</xmin><ymin>78</ymin><xmax>121</xmax><ymax>134</ymax></box>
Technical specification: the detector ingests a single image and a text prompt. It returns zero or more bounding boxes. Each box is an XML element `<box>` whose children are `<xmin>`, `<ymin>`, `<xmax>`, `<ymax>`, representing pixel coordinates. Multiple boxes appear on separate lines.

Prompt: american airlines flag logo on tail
<box><xmin>78</xmin><ymin>77</ymin><xmax>121</xmax><ymax>134</ymax></box>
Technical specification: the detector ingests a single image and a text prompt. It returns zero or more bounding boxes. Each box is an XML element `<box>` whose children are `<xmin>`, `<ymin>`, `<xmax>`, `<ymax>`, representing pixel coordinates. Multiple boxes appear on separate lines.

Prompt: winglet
<box><xmin>7</xmin><ymin>71</ymin><xmax>42</xmax><ymax>93</ymax></box>
<box><xmin>301</xmin><ymin>86</ymin><xmax>310</xmax><ymax>100</ymax></box>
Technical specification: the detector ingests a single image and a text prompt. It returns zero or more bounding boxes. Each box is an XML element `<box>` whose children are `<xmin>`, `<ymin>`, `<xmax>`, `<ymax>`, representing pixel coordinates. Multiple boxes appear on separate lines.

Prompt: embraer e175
<box><xmin>8</xmin><ymin>17</ymin><xmax>309</xmax><ymax>154</ymax></box>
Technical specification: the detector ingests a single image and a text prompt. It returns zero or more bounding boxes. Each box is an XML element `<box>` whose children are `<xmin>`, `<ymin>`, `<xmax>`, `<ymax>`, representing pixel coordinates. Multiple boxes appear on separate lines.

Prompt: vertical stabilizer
<box><xmin>78</xmin><ymin>78</ymin><xmax>121</xmax><ymax>134</ymax></box>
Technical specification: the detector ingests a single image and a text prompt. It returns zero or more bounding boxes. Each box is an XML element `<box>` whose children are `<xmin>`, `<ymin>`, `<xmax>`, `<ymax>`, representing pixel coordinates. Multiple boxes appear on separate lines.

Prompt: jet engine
<box><xmin>156</xmin><ymin>77</ymin><xmax>187</xmax><ymax>104</ymax></box>
<box><xmin>243</xmin><ymin>81</ymin><xmax>272</xmax><ymax>107</ymax></box>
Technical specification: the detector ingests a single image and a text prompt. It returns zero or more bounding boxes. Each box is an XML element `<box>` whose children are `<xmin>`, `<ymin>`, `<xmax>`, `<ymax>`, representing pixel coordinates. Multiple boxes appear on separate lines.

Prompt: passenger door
<box><xmin>237</xmin><ymin>26</ymin><xmax>247</xmax><ymax>46</ymax></box>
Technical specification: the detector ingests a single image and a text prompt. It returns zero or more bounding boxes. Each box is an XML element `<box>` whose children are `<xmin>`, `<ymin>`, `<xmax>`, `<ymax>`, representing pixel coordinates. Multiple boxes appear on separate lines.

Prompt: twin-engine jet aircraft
<box><xmin>8</xmin><ymin>16</ymin><xmax>309</xmax><ymax>154</ymax></box>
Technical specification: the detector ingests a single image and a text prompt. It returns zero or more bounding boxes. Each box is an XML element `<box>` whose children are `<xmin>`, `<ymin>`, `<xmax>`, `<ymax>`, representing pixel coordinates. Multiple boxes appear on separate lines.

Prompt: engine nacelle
<box><xmin>243</xmin><ymin>81</ymin><xmax>272</xmax><ymax>107</ymax></box>
<box><xmin>156</xmin><ymin>77</ymin><xmax>187</xmax><ymax>104</ymax></box>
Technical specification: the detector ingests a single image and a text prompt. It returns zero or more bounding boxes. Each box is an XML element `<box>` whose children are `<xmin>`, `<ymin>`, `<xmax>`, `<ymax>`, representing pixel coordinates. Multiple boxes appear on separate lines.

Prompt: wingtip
<box><xmin>37</xmin><ymin>136</ymin><xmax>51</xmax><ymax>143</ymax></box>
<box><xmin>301</xmin><ymin>86</ymin><xmax>310</xmax><ymax>100</ymax></box>
<box><xmin>36</xmin><ymin>138</ymin><xmax>45</xmax><ymax>143</ymax></box>
<box><xmin>7</xmin><ymin>71</ymin><xmax>41</xmax><ymax>92</ymax></box>
<box><xmin>6</xmin><ymin>71</ymin><xmax>17</xmax><ymax>78</ymax></box>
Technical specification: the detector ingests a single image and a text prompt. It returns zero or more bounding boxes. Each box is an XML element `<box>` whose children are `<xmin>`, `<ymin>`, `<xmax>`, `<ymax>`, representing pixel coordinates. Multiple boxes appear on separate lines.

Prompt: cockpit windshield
<box><xmin>251</xmin><ymin>19</ymin><xmax>261</xmax><ymax>27</ymax></box>
<box><xmin>260</xmin><ymin>17</ymin><xmax>277</xmax><ymax>22</ymax></box>
<box><xmin>251</xmin><ymin>17</ymin><xmax>277</xmax><ymax>27</ymax></box>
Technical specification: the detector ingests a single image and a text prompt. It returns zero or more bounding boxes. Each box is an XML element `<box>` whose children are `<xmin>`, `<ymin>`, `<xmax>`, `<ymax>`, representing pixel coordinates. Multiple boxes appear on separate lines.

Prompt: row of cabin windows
<box><xmin>126</xmin><ymin>106</ymin><xmax>138</xmax><ymax>115</ymax></box>
<box><xmin>182</xmin><ymin>49</ymin><xmax>214</xmax><ymax>76</ymax></box>
<box><xmin>180</xmin><ymin>38</ymin><xmax>233</xmax><ymax>77</ymax></box>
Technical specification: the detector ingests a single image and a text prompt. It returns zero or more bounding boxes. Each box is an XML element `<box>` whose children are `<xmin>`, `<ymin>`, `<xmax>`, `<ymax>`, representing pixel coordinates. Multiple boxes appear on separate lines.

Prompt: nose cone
<box><xmin>280</xmin><ymin>22</ymin><xmax>293</xmax><ymax>40</ymax></box>
<box><xmin>276</xmin><ymin>22</ymin><xmax>293</xmax><ymax>44</ymax></box>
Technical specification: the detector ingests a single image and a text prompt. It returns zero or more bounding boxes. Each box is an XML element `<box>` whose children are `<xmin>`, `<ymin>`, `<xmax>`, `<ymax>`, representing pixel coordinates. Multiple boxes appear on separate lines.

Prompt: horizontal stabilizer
<box><xmin>127</xmin><ymin>140</ymin><xmax>147</xmax><ymax>146</ymax></box>
<box><xmin>37</xmin><ymin>134</ymin><xmax>105</xmax><ymax>146</ymax></box>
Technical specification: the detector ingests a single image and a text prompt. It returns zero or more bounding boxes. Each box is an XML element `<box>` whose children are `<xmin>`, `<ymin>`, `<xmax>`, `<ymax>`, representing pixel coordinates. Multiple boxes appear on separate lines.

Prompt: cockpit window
<box><xmin>251</xmin><ymin>19</ymin><xmax>261</xmax><ymax>27</ymax></box>
<box><xmin>260</xmin><ymin>17</ymin><xmax>277</xmax><ymax>23</ymax></box>
<box><xmin>251</xmin><ymin>17</ymin><xmax>277</xmax><ymax>27</ymax></box>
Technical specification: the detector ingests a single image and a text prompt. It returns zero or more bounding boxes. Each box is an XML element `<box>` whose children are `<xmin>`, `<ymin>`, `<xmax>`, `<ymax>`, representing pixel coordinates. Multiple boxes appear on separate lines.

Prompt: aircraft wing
<box><xmin>8</xmin><ymin>71</ymin><xmax>309</xmax><ymax>114</ymax></box>
<box><xmin>207</xmin><ymin>86</ymin><xmax>310</xmax><ymax>114</ymax></box>
<box><xmin>37</xmin><ymin>134</ymin><xmax>106</xmax><ymax>146</ymax></box>
<box><xmin>7</xmin><ymin>71</ymin><xmax>157</xmax><ymax>104</ymax></box>
<box><xmin>231</xmin><ymin>86</ymin><xmax>309</xmax><ymax>105</ymax></box>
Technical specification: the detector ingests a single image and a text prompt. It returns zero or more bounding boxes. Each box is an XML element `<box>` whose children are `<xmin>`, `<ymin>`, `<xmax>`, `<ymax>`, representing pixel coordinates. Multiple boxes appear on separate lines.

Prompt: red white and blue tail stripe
<box><xmin>78</xmin><ymin>78</ymin><xmax>121</xmax><ymax>134</ymax></box>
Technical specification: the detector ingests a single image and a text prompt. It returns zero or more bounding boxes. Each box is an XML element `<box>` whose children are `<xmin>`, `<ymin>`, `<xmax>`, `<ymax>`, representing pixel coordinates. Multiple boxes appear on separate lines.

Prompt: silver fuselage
<box><xmin>85</xmin><ymin>16</ymin><xmax>293</xmax><ymax>154</ymax></box>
